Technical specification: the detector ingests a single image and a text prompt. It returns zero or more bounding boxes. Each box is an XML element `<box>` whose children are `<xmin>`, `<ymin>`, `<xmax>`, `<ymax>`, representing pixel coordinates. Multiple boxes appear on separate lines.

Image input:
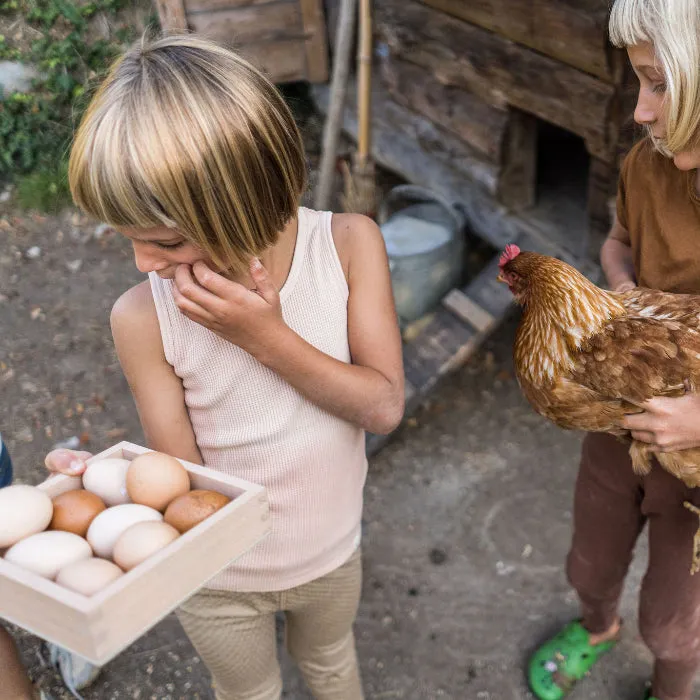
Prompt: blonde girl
<box><xmin>47</xmin><ymin>33</ymin><xmax>404</xmax><ymax>700</ymax></box>
<box><xmin>528</xmin><ymin>1</ymin><xmax>700</xmax><ymax>699</ymax></box>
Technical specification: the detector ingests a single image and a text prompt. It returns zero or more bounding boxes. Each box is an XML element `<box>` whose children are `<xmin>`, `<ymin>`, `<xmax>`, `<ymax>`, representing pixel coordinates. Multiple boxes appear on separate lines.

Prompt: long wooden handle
<box><xmin>357</xmin><ymin>0</ymin><xmax>372</xmax><ymax>164</ymax></box>
<box><xmin>314</xmin><ymin>0</ymin><xmax>358</xmax><ymax>210</ymax></box>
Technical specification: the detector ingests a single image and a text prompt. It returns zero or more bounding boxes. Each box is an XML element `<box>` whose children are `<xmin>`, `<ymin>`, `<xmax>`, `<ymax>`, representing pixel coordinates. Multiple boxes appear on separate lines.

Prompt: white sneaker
<box><xmin>46</xmin><ymin>643</ymin><xmax>101</xmax><ymax>698</ymax></box>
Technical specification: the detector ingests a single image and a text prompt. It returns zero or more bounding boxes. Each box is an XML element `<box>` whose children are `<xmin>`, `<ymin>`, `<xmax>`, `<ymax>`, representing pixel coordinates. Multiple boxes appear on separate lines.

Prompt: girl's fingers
<box><xmin>175</xmin><ymin>264</ymin><xmax>226</xmax><ymax>310</ymax></box>
<box><xmin>191</xmin><ymin>261</ymin><xmax>246</xmax><ymax>299</ymax></box>
<box><xmin>631</xmin><ymin>430</ymin><xmax>656</xmax><ymax>445</ymax></box>
<box><xmin>44</xmin><ymin>449</ymin><xmax>93</xmax><ymax>475</ymax></box>
<box><xmin>172</xmin><ymin>282</ymin><xmax>217</xmax><ymax>324</ymax></box>
<box><xmin>249</xmin><ymin>258</ymin><xmax>278</xmax><ymax>304</ymax></box>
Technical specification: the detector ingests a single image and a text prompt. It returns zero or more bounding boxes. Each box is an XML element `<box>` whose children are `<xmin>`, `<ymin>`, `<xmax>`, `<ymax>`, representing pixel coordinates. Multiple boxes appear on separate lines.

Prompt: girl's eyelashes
<box><xmin>652</xmin><ymin>82</ymin><xmax>667</xmax><ymax>94</ymax></box>
<box><xmin>154</xmin><ymin>241</ymin><xmax>185</xmax><ymax>250</ymax></box>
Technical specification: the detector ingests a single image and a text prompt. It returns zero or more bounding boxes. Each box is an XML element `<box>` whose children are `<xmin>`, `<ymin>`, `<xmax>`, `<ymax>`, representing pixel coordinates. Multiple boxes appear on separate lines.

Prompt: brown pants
<box><xmin>568</xmin><ymin>433</ymin><xmax>700</xmax><ymax>700</ymax></box>
<box><xmin>177</xmin><ymin>548</ymin><xmax>364</xmax><ymax>700</ymax></box>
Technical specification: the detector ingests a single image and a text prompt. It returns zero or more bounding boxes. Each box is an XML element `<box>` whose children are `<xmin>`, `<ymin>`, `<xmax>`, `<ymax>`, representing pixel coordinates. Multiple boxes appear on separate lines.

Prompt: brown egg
<box><xmin>164</xmin><ymin>490</ymin><xmax>230</xmax><ymax>533</ymax></box>
<box><xmin>50</xmin><ymin>490</ymin><xmax>107</xmax><ymax>537</ymax></box>
<box><xmin>126</xmin><ymin>452</ymin><xmax>190</xmax><ymax>512</ymax></box>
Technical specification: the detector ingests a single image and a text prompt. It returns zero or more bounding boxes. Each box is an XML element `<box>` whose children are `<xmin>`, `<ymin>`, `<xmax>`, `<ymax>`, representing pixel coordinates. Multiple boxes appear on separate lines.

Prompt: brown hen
<box><xmin>499</xmin><ymin>244</ymin><xmax>700</xmax><ymax>488</ymax></box>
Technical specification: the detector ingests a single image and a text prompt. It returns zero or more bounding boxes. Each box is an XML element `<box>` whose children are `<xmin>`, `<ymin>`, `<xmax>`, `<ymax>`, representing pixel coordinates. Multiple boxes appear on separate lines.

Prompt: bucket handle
<box><xmin>377</xmin><ymin>184</ymin><xmax>465</xmax><ymax>233</ymax></box>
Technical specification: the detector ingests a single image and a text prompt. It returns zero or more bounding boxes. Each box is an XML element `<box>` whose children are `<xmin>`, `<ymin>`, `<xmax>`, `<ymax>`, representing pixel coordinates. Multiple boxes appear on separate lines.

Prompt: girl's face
<box><xmin>119</xmin><ymin>226</ymin><xmax>210</xmax><ymax>279</ymax></box>
<box><xmin>628</xmin><ymin>42</ymin><xmax>700</xmax><ymax>170</ymax></box>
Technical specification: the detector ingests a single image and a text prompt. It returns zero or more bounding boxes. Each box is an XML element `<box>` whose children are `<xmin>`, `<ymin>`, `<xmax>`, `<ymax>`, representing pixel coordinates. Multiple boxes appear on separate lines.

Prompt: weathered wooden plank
<box><xmin>186</xmin><ymin>0</ymin><xmax>287</xmax><ymax>12</ymax></box>
<box><xmin>459</xmin><ymin>256</ymin><xmax>514</xmax><ymax>321</ymax></box>
<box><xmin>314</xmin><ymin>78</ymin><xmax>500</xmax><ymax>196</ymax></box>
<box><xmin>238</xmin><ymin>40</ymin><xmax>308</xmax><ymax>82</ymax></box>
<box><xmin>442</xmin><ymin>289</ymin><xmax>495</xmax><ymax>333</ymax></box>
<box><xmin>312</xmin><ymin>81</ymin><xmax>526</xmax><ymax>252</ymax></box>
<box><xmin>420</xmin><ymin>0</ymin><xmax>618</xmax><ymax>83</ymax></box>
<box><xmin>298</xmin><ymin>0</ymin><xmax>329</xmax><ymax>83</ymax></box>
<box><xmin>498</xmin><ymin>109</ymin><xmax>537</xmax><ymax>210</ymax></box>
<box><xmin>187</xmin><ymin>3</ymin><xmax>301</xmax><ymax>43</ymax></box>
<box><xmin>380</xmin><ymin>54</ymin><xmax>508</xmax><ymax>162</ymax></box>
<box><xmin>403</xmin><ymin>308</ymin><xmax>478</xmax><ymax>391</ymax></box>
<box><xmin>154</xmin><ymin>0</ymin><xmax>188</xmax><ymax>30</ymax></box>
<box><xmin>376</xmin><ymin>0</ymin><xmax>617</xmax><ymax>162</ymax></box>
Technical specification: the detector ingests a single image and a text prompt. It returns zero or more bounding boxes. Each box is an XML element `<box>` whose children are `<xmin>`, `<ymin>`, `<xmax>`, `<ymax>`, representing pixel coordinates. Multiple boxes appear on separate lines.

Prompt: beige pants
<box><xmin>177</xmin><ymin>548</ymin><xmax>364</xmax><ymax>700</ymax></box>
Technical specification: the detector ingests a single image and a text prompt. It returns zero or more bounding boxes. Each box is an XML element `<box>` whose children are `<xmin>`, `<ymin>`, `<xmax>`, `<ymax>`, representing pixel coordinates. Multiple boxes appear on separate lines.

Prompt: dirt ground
<box><xmin>1</xmin><ymin>100</ymin><xmax>697</xmax><ymax>699</ymax></box>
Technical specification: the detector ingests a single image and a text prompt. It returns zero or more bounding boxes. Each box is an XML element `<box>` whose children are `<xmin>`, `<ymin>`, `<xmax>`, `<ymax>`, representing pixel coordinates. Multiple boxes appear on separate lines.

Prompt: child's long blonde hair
<box><xmin>69</xmin><ymin>33</ymin><xmax>307</xmax><ymax>273</ymax></box>
<box><xmin>609</xmin><ymin>0</ymin><xmax>700</xmax><ymax>155</ymax></box>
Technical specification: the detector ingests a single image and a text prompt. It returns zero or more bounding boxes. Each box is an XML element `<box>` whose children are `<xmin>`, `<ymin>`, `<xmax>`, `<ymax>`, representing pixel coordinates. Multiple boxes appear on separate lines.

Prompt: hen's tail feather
<box><xmin>629</xmin><ymin>441</ymin><xmax>653</xmax><ymax>475</ymax></box>
<box><xmin>683</xmin><ymin>502</ymin><xmax>700</xmax><ymax>575</ymax></box>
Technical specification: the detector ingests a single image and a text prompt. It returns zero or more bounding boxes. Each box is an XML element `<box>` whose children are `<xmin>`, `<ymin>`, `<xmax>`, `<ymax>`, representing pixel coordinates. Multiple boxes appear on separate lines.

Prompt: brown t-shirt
<box><xmin>617</xmin><ymin>138</ymin><xmax>700</xmax><ymax>294</ymax></box>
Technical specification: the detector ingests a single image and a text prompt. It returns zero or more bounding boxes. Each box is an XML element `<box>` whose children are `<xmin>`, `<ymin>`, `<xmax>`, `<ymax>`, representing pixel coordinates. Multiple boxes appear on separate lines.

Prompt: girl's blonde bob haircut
<box><xmin>609</xmin><ymin>0</ymin><xmax>700</xmax><ymax>155</ymax></box>
<box><xmin>69</xmin><ymin>34</ymin><xmax>307</xmax><ymax>273</ymax></box>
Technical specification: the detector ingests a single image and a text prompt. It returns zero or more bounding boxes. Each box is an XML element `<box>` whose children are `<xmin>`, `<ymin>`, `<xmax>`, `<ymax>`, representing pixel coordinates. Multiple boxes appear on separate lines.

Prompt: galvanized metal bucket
<box><xmin>378</xmin><ymin>185</ymin><xmax>466</xmax><ymax>326</ymax></box>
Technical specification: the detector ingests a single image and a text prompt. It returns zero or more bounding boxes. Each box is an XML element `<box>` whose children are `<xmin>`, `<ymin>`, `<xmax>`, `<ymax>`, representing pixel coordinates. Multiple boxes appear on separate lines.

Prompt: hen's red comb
<box><xmin>499</xmin><ymin>244</ymin><xmax>520</xmax><ymax>268</ymax></box>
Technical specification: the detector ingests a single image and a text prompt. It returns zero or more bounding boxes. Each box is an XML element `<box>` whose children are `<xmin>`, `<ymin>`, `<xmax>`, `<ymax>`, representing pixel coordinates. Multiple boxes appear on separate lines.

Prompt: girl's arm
<box><xmin>173</xmin><ymin>215</ymin><xmax>405</xmax><ymax>435</ymax></box>
<box><xmin>601</xmin><ymin>216</ymin><xmax>636</xmax><ymax>292</ymax></box>
<box><xmin>45</xmin><ymin>283</ymin><xmax>202</xmax><ymax>476</ymax></box>
<box><xmin>109</xmin><ymin>282</ymin><xmax>203</xmax><ymax>464</ymax></box>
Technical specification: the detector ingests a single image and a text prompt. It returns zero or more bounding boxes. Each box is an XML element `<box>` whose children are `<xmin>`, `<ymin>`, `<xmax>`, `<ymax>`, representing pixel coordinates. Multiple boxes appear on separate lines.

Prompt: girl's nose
<box><xmin>634</xmin><ymin>91</ymin><xmax>658</xmax><ymax>126</ymax></box>
<box><xmin>133</xmin><ymin>245</ymin><xmax>168</xmax><ymax>274</ymax></box>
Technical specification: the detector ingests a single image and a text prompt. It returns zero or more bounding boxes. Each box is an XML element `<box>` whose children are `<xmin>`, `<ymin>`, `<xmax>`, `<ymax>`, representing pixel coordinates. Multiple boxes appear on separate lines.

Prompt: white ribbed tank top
<box><xmin>149</xmin><ymin>208</ymin><xmax>367</xmax><ymax>592</ymax></box>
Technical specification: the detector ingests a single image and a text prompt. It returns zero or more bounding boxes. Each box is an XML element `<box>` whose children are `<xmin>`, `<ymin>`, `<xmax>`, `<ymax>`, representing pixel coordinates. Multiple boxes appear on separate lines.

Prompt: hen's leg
<box><xmin>638</xmin><ymin>470</ymin><xmax>700</xmax><ymax>700</ymax></box>
<box><xmin>567</xmin><ymin>433</ymin><xmax>645</xmax><ymax>634</ymax></box>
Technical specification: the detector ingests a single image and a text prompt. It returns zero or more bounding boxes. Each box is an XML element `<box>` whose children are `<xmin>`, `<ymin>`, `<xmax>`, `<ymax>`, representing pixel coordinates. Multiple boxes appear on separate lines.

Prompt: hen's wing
<box><xmin>517</xmin><ymin>375</ymin><xmax>634</xmax><ymax>434</ymax></box>
<box><xmin>518</xmin><ymin>311</ymin><xmax>700</xmax><ymax>434</ymax></box>
<box><xmin>568</xmin><ymin>315</ymin><xmax>700</xmax><ymax>404</ymax></box>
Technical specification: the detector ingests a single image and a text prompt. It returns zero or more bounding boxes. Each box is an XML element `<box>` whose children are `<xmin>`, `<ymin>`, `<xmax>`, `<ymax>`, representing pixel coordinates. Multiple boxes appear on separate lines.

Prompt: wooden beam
<box><xmin>376</xmin><ymin>0</ymin><xmax>617</xmax><ymax>162</ymax></box>
<box><xmin>420</xmin><ymin>0</ymin><xmax>620</xmax><ymax>84</ymax></box>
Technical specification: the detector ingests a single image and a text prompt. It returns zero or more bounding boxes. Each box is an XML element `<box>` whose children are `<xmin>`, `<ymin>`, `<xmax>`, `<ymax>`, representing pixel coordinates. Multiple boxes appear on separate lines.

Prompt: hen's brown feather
<box><xmin>503</xmin><ymin>252</ymin><xmax>700</xmax><ymax>486</ymax></box>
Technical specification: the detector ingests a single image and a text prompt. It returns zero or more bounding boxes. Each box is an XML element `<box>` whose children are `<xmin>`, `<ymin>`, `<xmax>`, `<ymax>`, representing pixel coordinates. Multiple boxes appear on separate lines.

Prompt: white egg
<box><xmin>113</xmin><ymin>521</ymin><xmax>180</xmax><ymax>571</ymax></box>
<box><xmin>87</xmin><ymin>504</ymin><xmax>163</xmax><ymax>559</ymax></box>
<box><xmin>82</xmin><ymin>458</ymin><xmax>132</xmax><ymax>506</ymax></box>
<box><xmin>4</xmin><ymin>531</ymin><xmax>92</xmax><ymax>579</ymax></box>
<box><xmin>56</xmin><ymin>558</ymin><xmax>124</xmax><ymax>596</ymax></box>
<box><xmin>0</xmin><ymin>485</ymin><xmax>53</xmax><ymax>548</ymax></box>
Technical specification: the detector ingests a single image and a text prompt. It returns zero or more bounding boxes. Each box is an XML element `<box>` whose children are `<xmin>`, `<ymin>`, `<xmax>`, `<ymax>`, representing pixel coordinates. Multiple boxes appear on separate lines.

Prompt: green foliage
<box><xmin>0</xmin><ymin>0</ymin><xmax>147</xmax><ymax>208</ymax></box>
<box><xmin>16</xmin><ymin>161</ymin><xmax>69</xmax><ymax>211</ymax></box>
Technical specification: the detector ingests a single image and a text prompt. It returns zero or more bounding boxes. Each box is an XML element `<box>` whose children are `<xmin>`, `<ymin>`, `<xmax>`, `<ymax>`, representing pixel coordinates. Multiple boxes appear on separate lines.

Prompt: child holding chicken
<box><xmin>527</xmin><ymin>1</ymin><xmax>700</xmax><ymax>699</ymax></box>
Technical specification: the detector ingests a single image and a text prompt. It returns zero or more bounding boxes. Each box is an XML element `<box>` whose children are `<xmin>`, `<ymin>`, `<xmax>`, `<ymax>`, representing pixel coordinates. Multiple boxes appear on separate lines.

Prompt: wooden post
<box><xmin>497</xmin><ymin>109</ymin><xmax>537</xmax><ymax>211</ymax></box>
<box><xmin>153</xmin><ymin>0</ymin><xmax>188</xmax><ymax>30</ymax></box>
<box><xmin>586</xmin><ymin>157</ymin><xmax>616</xmax><ymax>260</ymax></box>
<box><xmin>299</xmin><ymin>0</ymin><xmax>330</xmax><ymax>83</ymax></box>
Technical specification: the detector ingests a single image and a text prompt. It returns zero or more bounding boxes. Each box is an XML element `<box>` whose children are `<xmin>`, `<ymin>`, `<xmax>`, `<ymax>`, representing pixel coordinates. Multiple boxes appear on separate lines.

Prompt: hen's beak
<box><xmin>496</xmin><ymin>271</ymin><xmax>506</xmax><ymax>284</ymax></box>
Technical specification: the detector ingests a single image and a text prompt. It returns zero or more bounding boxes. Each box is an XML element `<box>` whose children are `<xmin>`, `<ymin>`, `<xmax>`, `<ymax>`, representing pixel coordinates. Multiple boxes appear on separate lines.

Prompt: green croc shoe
<box><xmin>528</xmin><ymin>619</ymin><xmax>619</xmax><ymax>700</ymax></box>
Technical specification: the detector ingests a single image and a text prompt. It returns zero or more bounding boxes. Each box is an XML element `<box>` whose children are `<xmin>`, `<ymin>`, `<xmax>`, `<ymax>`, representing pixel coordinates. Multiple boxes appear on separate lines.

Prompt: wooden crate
<box><xmin>0</xmin><ymin>442</ymin><xmax>270</xmax><ymax>665</ymax></box>
<box><xmin>154</xmin><ymin>0</ymin><xmax>329</xmax><ymax>84</ymax></box>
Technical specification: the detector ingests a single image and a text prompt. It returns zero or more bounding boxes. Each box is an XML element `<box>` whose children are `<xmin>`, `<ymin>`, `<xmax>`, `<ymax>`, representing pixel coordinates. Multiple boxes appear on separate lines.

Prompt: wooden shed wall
<box><xmin>154</xmin><ymin>0</ymin><xmax>329</xmax><ymax>84</ymax></box>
